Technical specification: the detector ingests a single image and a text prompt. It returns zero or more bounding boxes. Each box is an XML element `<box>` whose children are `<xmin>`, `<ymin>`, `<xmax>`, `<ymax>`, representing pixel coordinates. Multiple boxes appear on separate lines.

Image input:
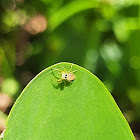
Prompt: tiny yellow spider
<box><xmin>53</xmin><ymin>64</ymin><xmax>77</xmax><ymax>84</ymax></box>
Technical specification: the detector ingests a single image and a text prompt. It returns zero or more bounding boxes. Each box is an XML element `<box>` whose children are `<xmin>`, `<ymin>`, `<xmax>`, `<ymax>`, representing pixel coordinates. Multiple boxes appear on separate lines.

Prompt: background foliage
<box><xmin>0</xmin><ymin>0</ymin><xmax>140</xmax><ymax>138</ymax></box>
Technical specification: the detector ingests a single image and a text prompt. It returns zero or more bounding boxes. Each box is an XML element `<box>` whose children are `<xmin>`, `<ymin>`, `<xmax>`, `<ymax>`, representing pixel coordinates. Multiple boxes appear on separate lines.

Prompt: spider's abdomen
<box><xmin>67</xmin><ymin>73</ymin><xmax>75</xmax><ymax>81</ymax></box>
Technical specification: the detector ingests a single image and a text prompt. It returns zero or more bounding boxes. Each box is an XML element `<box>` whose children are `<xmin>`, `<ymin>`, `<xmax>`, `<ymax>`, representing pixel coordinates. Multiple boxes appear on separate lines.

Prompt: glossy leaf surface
<box><xmin>4</xmin><ymin>62</ymin><xmax>135</xmax><ymax>140</ymax></box>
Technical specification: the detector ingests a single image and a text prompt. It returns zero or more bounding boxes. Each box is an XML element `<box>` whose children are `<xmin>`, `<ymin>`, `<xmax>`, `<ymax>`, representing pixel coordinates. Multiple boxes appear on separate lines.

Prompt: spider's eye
<box><xmin>65</xmin><ymin>74</ymin><xmax>67</xmax><ymax>79</ymax></box>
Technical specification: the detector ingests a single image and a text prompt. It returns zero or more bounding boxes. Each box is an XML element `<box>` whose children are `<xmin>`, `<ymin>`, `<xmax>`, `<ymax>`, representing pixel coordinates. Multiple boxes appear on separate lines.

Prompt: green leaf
<box><xmin>49</xmin><ymin>1</ymin><xmax>98</xmax><ymax>31</ymax></box>
<box><xmin>4</xmin><ymin>62</ymin><xmax>135</xmax><ymax>140</ymax></box>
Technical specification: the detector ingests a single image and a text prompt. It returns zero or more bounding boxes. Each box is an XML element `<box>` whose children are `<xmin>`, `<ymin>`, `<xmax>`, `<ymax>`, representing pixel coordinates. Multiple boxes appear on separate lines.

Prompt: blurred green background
<box><xmin>0</xmin><ymin>0</ymin><xmax>140</xmax><ymax>138</ymax></box>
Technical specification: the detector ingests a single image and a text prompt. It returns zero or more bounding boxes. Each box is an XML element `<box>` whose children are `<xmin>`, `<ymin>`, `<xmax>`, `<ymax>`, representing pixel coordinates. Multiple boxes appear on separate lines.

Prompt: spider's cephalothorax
<box><xmin>53</xmin><ymin>64</ymin><xmax>76</xmax><ymax>84</ymax></box>
<box><xmin>62</xmin><ymin>72</ymin><xmax>75</xmax><ymax>81</ymax></box>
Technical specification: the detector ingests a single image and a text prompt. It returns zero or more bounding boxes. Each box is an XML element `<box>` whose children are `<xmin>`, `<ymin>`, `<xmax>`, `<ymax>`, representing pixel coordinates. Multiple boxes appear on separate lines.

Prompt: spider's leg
<box><xmin>57</xmin><ymin>79</ymin><xmax>62</xmax><ymax>84</ymax></box>
<box><xmin>57</xmin><ymin>78</ymin><xmax>62</xmax><ymax>81</ymax></box>
<box><xmin>57</xmin><ymin>80</ymin><xmax>62</xmax><ymax>84</ymax></box>
<box><xmin>69</xmin><ymin>64</ymin><xmax>73</xmax><ymax>72</ymax></box>
<box><xmin>57</xmin><ymin>76</ymin><xmax>62</xmax><ymax>79</ymax></box>
<box><xmin>60</xmin><ymin>66</ymin><xmax>67</xmax><ymax>71</ymax></box>
<box><xmin>71</xmin><ymin>70</ymin><xmax>77</xmax><ymax>73</ymax></box>
<box><xmin>53</xmin><ymin>68</ymin><xmax>62</xmax><ymax>72</ymax></box>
